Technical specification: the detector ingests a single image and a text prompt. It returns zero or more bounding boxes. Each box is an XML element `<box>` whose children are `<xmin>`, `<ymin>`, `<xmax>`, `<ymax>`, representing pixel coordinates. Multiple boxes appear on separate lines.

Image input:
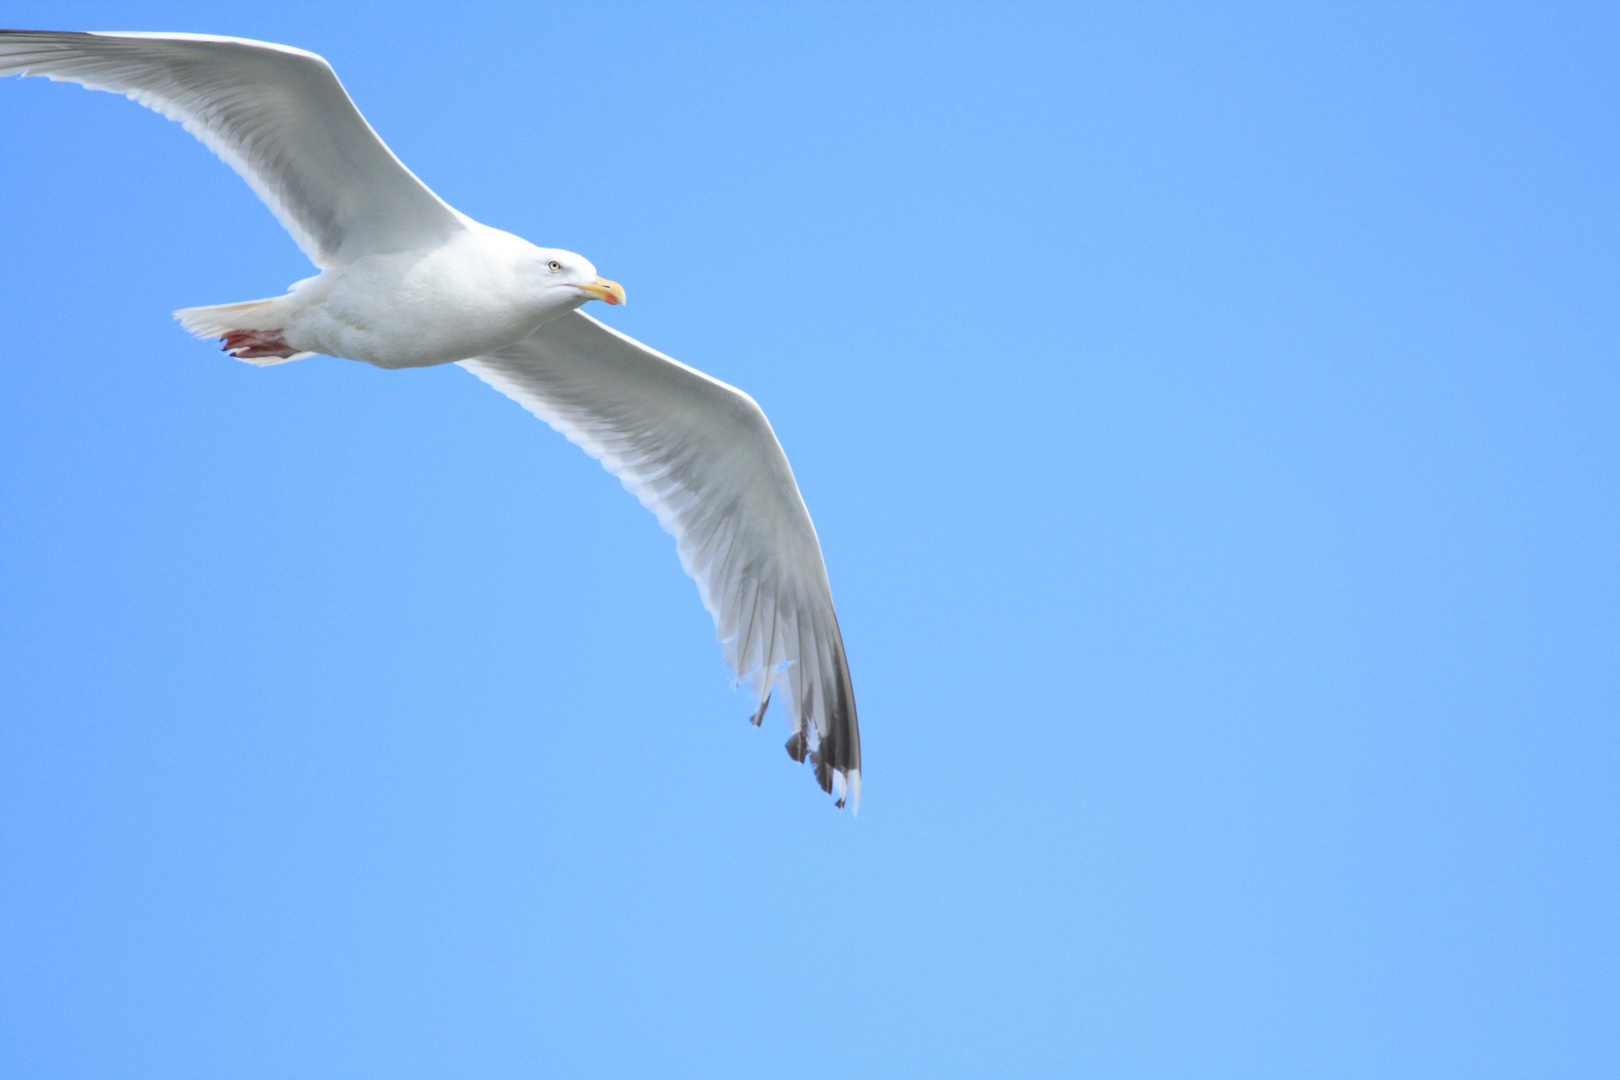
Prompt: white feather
<box><xmin>0</xmin><ymin>30</ymin><xmax>465</xmax><ymax>266</ymax></box>
<box><xmin>462</xmin><ymin>313</ymin><xmax>861</xmax><ymax>810</ymax></box>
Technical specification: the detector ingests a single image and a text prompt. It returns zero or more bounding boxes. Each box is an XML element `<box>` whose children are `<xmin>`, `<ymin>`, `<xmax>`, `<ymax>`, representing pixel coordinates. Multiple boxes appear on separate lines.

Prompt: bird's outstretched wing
<box><xmin>0</xmin><ymin>30</ymin><xmax>465</xmax><ymax>267</ymax></box>
<box><xmin>461</xmin><ymin>312</ymin><xmax>861</xmax><ymax>809</ymax></box>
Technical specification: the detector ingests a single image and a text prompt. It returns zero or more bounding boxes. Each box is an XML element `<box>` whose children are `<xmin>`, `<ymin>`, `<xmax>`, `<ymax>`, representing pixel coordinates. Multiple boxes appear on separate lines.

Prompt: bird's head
<box><xmin>532</xmin><ymin>248</ymin><xmax>625</xmax><ymax>307</ymax></box>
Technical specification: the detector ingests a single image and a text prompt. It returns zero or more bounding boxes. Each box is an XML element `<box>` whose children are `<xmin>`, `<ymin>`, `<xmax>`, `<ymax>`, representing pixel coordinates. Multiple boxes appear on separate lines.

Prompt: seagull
<box><xmin>0</xmin><ymin>30</ymin><xmax>860</xmax><ymax>809</ymax></box>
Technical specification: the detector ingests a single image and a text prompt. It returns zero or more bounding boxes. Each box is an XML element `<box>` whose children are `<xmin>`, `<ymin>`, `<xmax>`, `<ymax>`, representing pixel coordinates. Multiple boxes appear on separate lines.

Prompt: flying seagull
<box><xmin>0</xmin><ymin>30</ymin><xmax>860</xmax><ymax>809</ymax></box>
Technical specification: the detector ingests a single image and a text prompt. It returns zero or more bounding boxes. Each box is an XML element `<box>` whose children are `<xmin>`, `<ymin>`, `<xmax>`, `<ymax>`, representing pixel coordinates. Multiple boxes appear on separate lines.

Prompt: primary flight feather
<box><xmin>0</xmin><ymin>30</ymin><xmax>860</xmax><ymax>809</ymax></box>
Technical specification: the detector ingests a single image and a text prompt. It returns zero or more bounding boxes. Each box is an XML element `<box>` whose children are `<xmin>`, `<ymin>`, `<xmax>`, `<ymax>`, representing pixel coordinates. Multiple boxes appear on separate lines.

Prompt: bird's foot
<box><xmin>221</xmin><ymin>329</ymin><xmax>297</xmax><ymax>360</ymax></box>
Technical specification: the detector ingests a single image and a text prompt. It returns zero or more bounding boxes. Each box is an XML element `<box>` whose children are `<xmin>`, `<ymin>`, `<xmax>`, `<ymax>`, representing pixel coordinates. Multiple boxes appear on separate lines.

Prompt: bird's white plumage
<box><xmin>1</xmin><ymin>29</ymin><xmax>860</xmax><ymax>807</ymax></box>
<box><xmin>0</xmin><ymin>31</ymin><xmax>464</xmax><ymax>266</ymax></box>
<box><xmin>463</xmin><ymin>314</ymin><xmax>860</xmax><ymax>807</ymax></box>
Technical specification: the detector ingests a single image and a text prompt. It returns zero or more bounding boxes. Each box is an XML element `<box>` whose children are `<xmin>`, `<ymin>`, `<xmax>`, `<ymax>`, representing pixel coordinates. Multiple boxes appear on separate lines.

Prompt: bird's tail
<box><xmin>174</xmin><ymin>297</ymin><xmax>309</xmax><ymax>365</ymax></box>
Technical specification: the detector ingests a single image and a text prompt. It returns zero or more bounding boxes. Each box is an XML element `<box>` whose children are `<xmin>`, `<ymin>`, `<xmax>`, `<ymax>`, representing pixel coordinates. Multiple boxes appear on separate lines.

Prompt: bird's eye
<box><xmin>547</xmin><ymin>260</ymin><xmax>563</xmax><ymax>272</ymax></box>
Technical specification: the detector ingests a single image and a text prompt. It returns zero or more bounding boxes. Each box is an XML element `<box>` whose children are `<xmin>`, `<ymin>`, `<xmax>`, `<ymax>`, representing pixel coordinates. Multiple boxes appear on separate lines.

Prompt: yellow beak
<box><xmin>578</xmin><ymin>277</ymin><xmax>626</xmax><ymax>306</ymax></box>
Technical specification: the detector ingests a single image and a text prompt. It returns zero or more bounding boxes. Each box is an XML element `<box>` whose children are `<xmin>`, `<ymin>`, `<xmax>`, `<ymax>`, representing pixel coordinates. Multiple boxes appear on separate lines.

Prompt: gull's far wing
<box><xmin>0</xmin><ymin>30</ymin><xmax>465</xmax><ymax>267</ymax></box>
<box><xmin>460</xmin><ymin>312</ymin><xmax>861</xmax><ymax>809</ymax></box>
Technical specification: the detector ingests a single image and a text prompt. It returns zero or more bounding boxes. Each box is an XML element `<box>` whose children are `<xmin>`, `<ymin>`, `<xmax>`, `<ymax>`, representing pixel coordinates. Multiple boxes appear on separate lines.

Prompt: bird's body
<box><xmin>181</xmin><ymin>223</ymin><xmax>601</xmax><ymax>369</ymax></box>
<box><xmin>2</xmin><ymin>29</ymin><xmax>860</xmax><ymax>808</ymax></box>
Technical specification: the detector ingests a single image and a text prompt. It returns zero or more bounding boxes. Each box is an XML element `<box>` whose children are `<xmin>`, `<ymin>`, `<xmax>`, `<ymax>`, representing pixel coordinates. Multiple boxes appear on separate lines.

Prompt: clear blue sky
<box><xmin>2</xmin><ymin>2</ymin><xmax>1616</xmax><ymax>1076</ymax></box>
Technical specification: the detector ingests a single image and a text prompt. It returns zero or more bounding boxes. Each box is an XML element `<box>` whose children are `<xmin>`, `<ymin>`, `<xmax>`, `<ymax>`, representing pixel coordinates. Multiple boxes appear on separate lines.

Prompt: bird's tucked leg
<box><xmin>221</xmin><ymin>329</ymin><xmax>297</xmax><ymax>360</ymax></box>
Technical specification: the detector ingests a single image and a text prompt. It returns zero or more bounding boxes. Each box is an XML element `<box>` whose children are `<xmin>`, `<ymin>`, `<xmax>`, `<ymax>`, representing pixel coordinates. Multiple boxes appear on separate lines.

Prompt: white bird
<box><xmin>1</xmin><ymin>30</ymin><xmax>860</xmax><ymax>809</ymax></box>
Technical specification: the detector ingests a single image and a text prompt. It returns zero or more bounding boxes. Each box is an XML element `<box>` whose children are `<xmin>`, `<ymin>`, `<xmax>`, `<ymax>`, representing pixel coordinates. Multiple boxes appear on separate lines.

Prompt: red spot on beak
<box><xmin>604</xmin><ymin>294</ymin><xmax>621</xmax><ymax>305</ymax></box>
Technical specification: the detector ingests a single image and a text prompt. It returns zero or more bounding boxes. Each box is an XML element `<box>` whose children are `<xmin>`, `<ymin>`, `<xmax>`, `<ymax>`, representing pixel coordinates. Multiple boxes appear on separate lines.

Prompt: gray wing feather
<box><xmin>0</xmin><ymin>30</ymin><xmax>464</xmax><ymax>266</ymax></box>
<box><xmin>460</xmin><ymin>312</ymin><xmax>861</xmax><ymax>809</ymax></box>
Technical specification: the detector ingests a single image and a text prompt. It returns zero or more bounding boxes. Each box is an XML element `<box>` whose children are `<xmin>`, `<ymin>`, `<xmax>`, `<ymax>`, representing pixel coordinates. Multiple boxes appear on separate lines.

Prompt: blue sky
<box><xmin>2</xmin><ymin>2</ymin><xmax>1616</xmax><ymax>1076</ymax></box>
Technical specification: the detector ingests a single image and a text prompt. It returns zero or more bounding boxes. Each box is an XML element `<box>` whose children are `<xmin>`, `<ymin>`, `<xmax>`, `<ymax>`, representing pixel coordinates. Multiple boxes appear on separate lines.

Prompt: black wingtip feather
<box><xmin>813</xmin><ymin>755</ymin><xmax>833</xmax><ymax>794</ymax></box>
<box><xmin>747</xmin><ymin>692</ymin><xmax>770</xmax><ymax>728</ymax></box>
